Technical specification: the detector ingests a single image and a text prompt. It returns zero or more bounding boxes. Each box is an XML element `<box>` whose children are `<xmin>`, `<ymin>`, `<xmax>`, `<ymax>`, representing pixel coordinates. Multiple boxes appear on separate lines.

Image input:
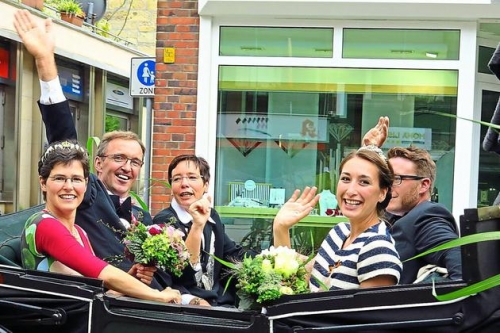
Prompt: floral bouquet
<box><xmin>123</xmin><ymin>222</ymin><xmax>189</xmax><ymax>277</ymax></box>
<box><xmin>218</xmin><ymin>246</ymin><xmax>309</xmax><ymax>309</ymax></box>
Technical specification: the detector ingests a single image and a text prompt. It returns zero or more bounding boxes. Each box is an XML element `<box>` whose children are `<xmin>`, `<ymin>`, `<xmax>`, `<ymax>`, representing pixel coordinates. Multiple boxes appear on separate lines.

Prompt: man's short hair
<box><xmin>387</xmin><ymin>146</ymin><xmax>436</xmax><ymax>187</ymax></box>
<box><xmin>96</xmin><ymin>131</ymin><xmax>146</xmax><ymax>157</ymax></box>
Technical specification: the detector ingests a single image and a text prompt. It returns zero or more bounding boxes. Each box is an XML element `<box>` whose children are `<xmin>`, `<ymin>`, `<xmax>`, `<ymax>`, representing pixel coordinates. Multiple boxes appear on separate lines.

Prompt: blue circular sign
<box><xmin>137</xmin><ymin>60</ymin><xmax>155</xmax><ymax>86</ymax></box>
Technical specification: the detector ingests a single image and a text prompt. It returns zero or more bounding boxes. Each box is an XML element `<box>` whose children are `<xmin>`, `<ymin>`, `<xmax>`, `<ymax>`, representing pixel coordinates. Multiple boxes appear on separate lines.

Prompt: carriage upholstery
<box><xmin>0</xmin><ymin>204</ymin><xmax>43</xmax><ymax>267</ymax></box>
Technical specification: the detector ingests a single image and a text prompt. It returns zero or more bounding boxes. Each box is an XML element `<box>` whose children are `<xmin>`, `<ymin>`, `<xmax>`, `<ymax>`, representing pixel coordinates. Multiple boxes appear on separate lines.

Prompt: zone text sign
<box><xmin>130</xmin><ymin>57</ymin><xmax>155</xmax><ymax>97</ymax></box>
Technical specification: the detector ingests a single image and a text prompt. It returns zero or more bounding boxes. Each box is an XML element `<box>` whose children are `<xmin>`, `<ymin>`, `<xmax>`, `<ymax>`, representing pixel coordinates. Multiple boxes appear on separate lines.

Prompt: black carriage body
<box><xmin>0</xmin><ymin>206</ymin><xmax>499</xmax><ymax>333</ymax></box>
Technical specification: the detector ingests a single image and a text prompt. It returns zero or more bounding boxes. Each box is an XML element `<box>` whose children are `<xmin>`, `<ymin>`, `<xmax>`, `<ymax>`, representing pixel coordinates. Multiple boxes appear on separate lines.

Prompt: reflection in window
<box><xmin>478</xmin><ymin>46</ymin><xmax>496</xmax><ymax>75</ymax></box>
<box><xmin>106</xmin><ymin>113</ymin><xmax>129</xmax><ymax>132</ymax></box>
<box><xmin>220</xmin><ymin>27</ymin><xmax>333</xmax><ymax>58</ymax></box>
<box><xmin>216</xmin><ymin>66</ymin><xmax>458</xmax><ymax>213</ymax></box>
<box><xmin>343</xmin><ymin>28</ymin><xmax>460</xmax><ymax>60</ymax></box>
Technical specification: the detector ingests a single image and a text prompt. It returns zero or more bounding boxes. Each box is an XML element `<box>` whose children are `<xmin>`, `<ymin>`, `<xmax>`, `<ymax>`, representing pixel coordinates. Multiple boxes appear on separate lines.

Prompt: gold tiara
<box><xmin>41</xmin><ymin>141</ymin><xmax>87</xmax><ymax>163</ymax></box>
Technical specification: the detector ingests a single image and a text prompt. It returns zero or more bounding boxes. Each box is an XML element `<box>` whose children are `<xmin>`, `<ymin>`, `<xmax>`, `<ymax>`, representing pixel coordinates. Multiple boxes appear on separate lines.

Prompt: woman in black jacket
<box><xmin>153</xmin><ymin>155</ymin><xmax>254</xmax><ymax>306</ymax></box>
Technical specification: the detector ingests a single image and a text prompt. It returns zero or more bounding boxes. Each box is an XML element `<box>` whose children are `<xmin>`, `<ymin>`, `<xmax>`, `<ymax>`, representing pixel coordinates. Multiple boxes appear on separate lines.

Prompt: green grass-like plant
<box><xmin>57</xmin><ymin>0</ymin><xmax>84</xmax><ymax>17</ymax></box>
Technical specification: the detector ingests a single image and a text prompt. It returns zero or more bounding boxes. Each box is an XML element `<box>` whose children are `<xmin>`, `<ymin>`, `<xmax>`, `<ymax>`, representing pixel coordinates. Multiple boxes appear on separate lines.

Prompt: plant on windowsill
<box><xmin>20</xmin><ymin>0</ymin><xmax>44</xmax><ymax>11</ymax></box>
<box><xmin>57</xmin><ymin>0</ymin><xmax>85</xmax><ymax>27</ymax></box>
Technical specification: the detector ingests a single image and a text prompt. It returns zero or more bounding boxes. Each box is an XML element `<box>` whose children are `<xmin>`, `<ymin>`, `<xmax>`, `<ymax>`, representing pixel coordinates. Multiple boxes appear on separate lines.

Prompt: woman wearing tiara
<box><xmin>273</xmin><ymin>146</ymin><xmax>402</xmax><ymax>291</ymax></box>
<box><xmin>21</xmin><ymin>140</ymin><xmax>182</xmax><ymax>304</ymax></box>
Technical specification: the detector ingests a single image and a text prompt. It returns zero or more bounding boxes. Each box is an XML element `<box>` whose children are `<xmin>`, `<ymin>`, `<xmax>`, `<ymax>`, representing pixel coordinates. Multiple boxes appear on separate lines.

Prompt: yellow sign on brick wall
<box><xmin>164</xmin><ymin>48</ymin><xmax>175</xmax><ymax>63</ymax></box>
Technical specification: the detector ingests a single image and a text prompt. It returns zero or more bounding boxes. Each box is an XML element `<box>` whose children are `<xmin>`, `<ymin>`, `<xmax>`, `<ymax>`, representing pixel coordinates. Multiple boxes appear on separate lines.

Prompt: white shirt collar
<box><xmin>171</xmin><ymin>198</ymin><xmax>215</xmax><ymax>225</ymax></box>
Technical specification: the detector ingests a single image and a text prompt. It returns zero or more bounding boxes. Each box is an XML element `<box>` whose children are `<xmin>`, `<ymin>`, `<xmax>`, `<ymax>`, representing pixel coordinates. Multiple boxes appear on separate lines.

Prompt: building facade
<box><xmin>152</xmin><ymin>0</ymin><xmax>500</xmax><ymax>250</ymax></box>
<box><xmin>0</xmin><ymin>1</ymin><xmax>150</xmax><ymax>213</ymax></box>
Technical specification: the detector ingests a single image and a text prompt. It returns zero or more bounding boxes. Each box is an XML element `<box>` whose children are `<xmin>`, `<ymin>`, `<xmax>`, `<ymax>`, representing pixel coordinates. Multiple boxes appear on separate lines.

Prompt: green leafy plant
<box><xmin>422</xmin><ymin>110</ymin><xmax>500</xmax><ymax>131</ymax></box>
<box><xmin>96</xmin><ymin>19</ymin><xmax>111</xmax><ymax>38</ymax></box>
<box><xmin>57</xmin><ymin>0</ymin><xmax>84</xmax><ymax>17</ymax></box>
<box><xmin>105</xmin><ymin>115</ymin><xmax>121</xmax><ymax>132</ymax></box>
<box><xmin>213</xmin><ymin>246</ymin><xmax>310</xmax><ymax>308</ymax></box>
<box><xmin>86</xmin><ymin>136</ymin><xmax>100</xmax><ymax>174</ymax></box>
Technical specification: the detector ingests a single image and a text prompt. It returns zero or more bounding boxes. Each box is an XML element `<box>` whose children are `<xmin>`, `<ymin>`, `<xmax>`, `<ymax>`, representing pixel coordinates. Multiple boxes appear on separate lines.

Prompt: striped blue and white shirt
<box><xmin>310</xmin><ymin>222</ymin><xmax>402</xmax><ymax>291</ymax></box>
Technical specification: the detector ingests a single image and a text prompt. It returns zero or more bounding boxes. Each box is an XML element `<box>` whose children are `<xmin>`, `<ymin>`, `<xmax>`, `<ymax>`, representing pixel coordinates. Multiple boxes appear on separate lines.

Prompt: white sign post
<box><xmin>129</xmin><ymin>57</ymin><xmax>155</xmax><ymax>207</ymax></box>
<box><xmin>130</xmin><ymin>57</ymin><xmax>155</xmax><ymax>97</ymax></box>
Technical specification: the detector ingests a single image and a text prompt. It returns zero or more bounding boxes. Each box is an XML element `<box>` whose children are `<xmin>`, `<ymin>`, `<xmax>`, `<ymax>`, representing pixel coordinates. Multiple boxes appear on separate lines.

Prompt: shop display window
<box><xmin>215</xmin><ymin>65</ymin><xmax>458</xmax><ymax>252</ymax></box>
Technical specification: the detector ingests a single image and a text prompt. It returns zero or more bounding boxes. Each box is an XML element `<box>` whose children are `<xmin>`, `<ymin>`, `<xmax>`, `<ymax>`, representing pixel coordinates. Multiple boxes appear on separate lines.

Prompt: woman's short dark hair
<box><xmin>38</xmin><ymin>140</ymin><xmax>90</xmax><ymax>199</ymax></box>
<box><xmin>168</xmin><ymin>155</ymin><xmax>210</xmax><ymax>185</ymax></box>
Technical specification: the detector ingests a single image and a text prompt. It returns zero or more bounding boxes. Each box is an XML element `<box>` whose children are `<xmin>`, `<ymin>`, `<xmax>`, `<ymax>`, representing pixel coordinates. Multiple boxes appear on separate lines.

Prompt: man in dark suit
<box><xmin>362</xmin><ymin>118</ymin><xmax>461</xmax><ymax>283</ymax></box>
<box><xmin>385</xmin><ymin>146</ymin><xmax>462</xmax><ymax>284</ymax></box>
<box><xmin>12</xmin><ymin>10</ymin><xmax>196</xmax><ymax>299</ymax></box>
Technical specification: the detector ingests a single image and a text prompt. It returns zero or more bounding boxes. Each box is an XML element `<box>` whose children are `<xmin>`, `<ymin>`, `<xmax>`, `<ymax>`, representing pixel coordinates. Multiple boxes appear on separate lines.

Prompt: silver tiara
<box><xmin>358</xmin><ymin>144</ymin><xmax>387</xmax><ymax>161</ymax></box>
<box><xmin>41</xmin><ymin>141</ymin><xmax>87</xmax><ymax>163</ymax></box>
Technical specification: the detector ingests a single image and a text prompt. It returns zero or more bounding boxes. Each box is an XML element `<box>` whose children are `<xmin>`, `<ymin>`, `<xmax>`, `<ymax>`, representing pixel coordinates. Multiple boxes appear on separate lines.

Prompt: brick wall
<box><xmin>151</xmin><ymin>0</ymin><xmax>199</xmax><ymax>214</ymax></box>
<box><xmin>106</xmin><ymin>0</ymin><xmax>157</xmax><ymax>55</ymax></box>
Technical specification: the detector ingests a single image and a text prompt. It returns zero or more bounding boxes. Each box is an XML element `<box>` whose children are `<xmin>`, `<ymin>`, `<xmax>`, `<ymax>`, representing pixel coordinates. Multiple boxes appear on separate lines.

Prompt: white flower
<box><xmin>279</xmin><ymin>286</ymin><xmax>294</xmax><ymax>295</ymax></box>
<box><xmin>261</xmin><ymin>259</ymin><xmax>273</xmax><ymax>273</ymax></box>
<box><xmin>273</xmin><ymin>247</ymin><xmax>300</xmax><ymax>278</ymax></box>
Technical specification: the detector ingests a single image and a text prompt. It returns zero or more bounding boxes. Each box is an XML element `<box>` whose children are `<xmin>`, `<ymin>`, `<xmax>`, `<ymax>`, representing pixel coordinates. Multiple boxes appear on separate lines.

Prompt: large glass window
<box><xmin>220</xmin><ymin>27</ymin><xmax>333</xmax><ymax>58</ymax></box>
<box><xmin>343</xmin><ymin>29</ymin><xmax>460</xmax><ymax>60</ymax></box>
<box><xmin>215</xmin><ymin>66</ymin><xmax>458</xmax><ymax>252</ymax></box>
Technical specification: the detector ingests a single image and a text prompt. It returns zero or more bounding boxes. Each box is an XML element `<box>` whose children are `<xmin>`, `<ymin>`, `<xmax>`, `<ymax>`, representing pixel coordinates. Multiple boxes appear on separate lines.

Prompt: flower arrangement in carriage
<box><xmin>124</xmin><ymin>221</ymin><xmax>189</xmax><ymax>277</ymax></box>
<box><xmin>217</xmin><ymin>246</ymin><xmax>310</xmax><ymax>309</ymax></box>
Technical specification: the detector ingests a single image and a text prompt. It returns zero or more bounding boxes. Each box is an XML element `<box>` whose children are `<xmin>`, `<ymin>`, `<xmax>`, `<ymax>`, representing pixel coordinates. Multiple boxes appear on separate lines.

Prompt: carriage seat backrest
<box><xmin>460</xmin><ymin>206</ymin><xmax>500</xmax><ymax>284</ymax></box>
<box><xmin>0</xmin><ymin>204</ymin><xmax>44</xmax><ymax>268</ymax></box>
<box><xmin>0</xmin><ymin>237</ymin><xmax>22</xmax><ymax>267</ymax></box>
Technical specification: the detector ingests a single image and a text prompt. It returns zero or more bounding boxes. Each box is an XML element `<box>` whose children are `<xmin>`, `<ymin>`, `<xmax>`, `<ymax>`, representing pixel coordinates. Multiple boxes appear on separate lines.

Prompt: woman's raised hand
<box><xmin>362</xmin><ymin>116</ymin><xmax>389</xmax><ymax>147</ymax></box>
<box><xmin>188</xmin><ymin>195</ymin><xmax>212</xmax><ymax>229</ymax></box>
<box><xmin>274</xmin><ymin>187</ymin><xmax>320</xmax><ymax>230</ymax></box>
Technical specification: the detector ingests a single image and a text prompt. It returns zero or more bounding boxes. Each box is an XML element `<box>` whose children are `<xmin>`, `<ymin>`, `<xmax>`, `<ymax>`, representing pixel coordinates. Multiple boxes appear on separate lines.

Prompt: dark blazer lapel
<box><xmin>201</xmin><ymin>223</ymin><xmax>213</xmax><ymax>268</ymax></box>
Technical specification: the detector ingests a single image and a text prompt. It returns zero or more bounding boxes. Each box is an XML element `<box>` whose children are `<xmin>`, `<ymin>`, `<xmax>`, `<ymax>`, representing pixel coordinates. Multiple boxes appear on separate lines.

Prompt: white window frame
<box><xmin>197</xmin><ymin>16</ymin><xmax>478</xmax><ymax>219</ymax></box>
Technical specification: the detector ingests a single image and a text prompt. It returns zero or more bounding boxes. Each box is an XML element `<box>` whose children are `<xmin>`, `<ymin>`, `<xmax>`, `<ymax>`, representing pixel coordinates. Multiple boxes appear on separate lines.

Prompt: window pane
<box><xmin>478</xmin><ymin>90</ymin><xmax>500</xmax><ymax>207</ymax></box>
<box><xmin>478</xmin><ymin>46</ymin><xmax>496</xmax><ymax>75</ymax></box>
<box><xmin>343</xmin><ymin>29</ymin><xmax>460</xmax><ymax>60</ymax></box>
<box><xmin>216</xmin><ymin>66</ymin><xmax>457</xmax><ymax>252</ymax></box>
<box><xmin>220</xmin><ymin>27</ymin><xmax>333</xmax><ymax>57</ymax></box>
<box><xmin>106</xmin><ymin>113</ymin><xmax>129</xmax><ymax>132</ymax></box>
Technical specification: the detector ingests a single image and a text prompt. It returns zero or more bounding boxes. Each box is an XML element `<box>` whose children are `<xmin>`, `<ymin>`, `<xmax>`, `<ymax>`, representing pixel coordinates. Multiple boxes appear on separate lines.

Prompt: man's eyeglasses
<box><xmin>49</xmin><ymin>176</ymin><xmax>86</xmax><ymax>185</ymax></box>
<box><xmin>393</xmin><ymin>175</ymin><xmax>426</xmax><ymax>186</ymax></box>
<box><xmin>171</xmin><ymin>175</ymin><xmax>204</xmax><ymax>184</ymax></box>
<box><xmin>99</xmin><ymin>154</ymin><xmax>144</xmax><ymax>168</ymax></box>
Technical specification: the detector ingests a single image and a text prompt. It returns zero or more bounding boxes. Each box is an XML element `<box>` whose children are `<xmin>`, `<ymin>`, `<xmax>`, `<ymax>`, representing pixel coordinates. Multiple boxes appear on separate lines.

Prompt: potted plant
<box><xmin>57</xmin><ymin>0</ymin><xmax>85</xmax><ymax>27</ymax></box>
<box><xmin>21</xmin><ymin>0</ymin><xmax>44</xmax><ymax>10</ymax></box>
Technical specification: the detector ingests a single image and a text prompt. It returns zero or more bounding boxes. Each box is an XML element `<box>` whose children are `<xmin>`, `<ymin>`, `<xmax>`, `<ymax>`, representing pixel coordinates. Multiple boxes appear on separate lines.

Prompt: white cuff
<box><xmin>39</xmin><ymin>77</ymin><xmax>66</xmax><ymax>105</ymax></box>
<box><xmin>190</xmin><ymin>260</ymin><xmax>202</xmax><ymax>272</ymax></box>
<box><xmin>181</xmin><ymin>294</ymin><xmax>196</xmax><ymax>305</ymax></box>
